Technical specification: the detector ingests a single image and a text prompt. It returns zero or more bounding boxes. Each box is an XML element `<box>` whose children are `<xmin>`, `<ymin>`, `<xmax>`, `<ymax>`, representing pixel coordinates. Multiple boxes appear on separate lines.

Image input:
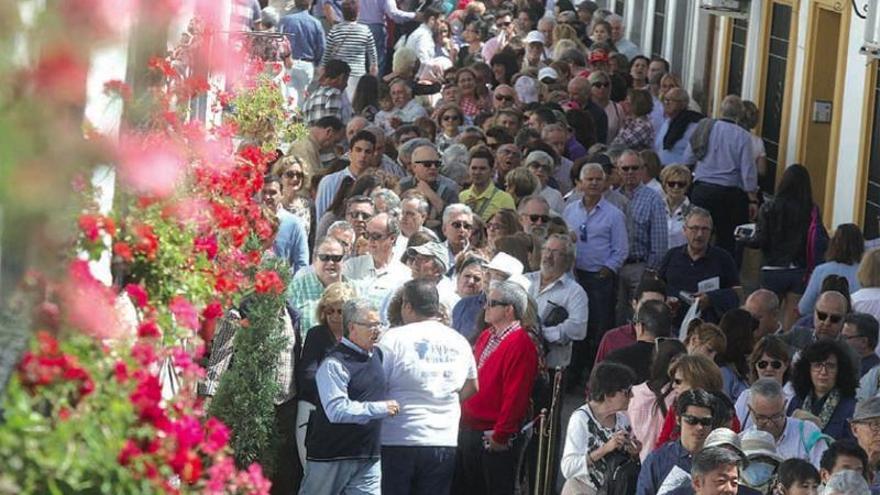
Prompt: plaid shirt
<box><xmin>287</xmin><ymin>269</ymin><xmax>327</xmax><ymax>334</ymax></box>
<box><xmin>610</xmin><ymin>116</ymin><xmax>655</xmax><ymax>151</ymax></box>
<box><xmin>620</xmin><ymin>183</ymin><xmax>669</xmax><ymax>270</ymax></box>
<box><xmin>199</xmin><ymin>306</ymin><xmax>299</xmax><ymax>404</ymax></box>
<box><xmin>301</xmin><ymin>85</ymin><xmax>351</xmax><ymax>125</ymax></box>
<box><xmin>478</xmin><ymin>320</ymin><xmax>521</xmax><ymax>368</ymax></box>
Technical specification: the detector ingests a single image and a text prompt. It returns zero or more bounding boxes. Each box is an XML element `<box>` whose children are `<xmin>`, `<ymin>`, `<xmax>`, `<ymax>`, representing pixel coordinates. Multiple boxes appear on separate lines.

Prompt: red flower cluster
<box><xmin>78</xmin><ymin>213</ymin><xmax>116</xmax><ymax>242</ymax></box>
<box><xmin>131</xmin><ymin>223</ymin><xmax>160</xmax><ymax>260</ymax></box>
<box><xmin>254</xmin><ymin>270</ymin><xmax>284</xmax><ymax>295</ymax></box>
<box><xmin>18</xmin><ymin>331</ymin><xmax>95</xmax><ymax>403</ymax></box>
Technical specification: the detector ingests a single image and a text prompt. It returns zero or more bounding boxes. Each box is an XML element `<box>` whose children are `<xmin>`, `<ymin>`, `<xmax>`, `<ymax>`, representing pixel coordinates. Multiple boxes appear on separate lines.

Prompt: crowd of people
<box><xmin>204</xmin><ymin>0</ymin><xmax>880</xmax><ymax>494</ymax></box>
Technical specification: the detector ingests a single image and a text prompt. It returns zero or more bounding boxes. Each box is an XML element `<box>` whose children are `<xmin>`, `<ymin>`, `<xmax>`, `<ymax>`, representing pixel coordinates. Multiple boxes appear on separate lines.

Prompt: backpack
<box><xmin>598</xmin><ymin>450</ymin><xmax>641</xmax><ymax>495</ymax></box>
<box><xmin>804</xmin><ymin>206</ymin><xmax>829</xmax><ymax>280</ymax></box>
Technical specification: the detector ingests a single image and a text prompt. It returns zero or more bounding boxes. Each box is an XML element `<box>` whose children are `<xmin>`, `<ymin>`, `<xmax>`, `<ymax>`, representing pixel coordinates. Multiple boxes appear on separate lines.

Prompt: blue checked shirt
<box><xmin>620</xmin><ymin>184</ymin><xmax>668</xmax><ymax>270</ymax></box>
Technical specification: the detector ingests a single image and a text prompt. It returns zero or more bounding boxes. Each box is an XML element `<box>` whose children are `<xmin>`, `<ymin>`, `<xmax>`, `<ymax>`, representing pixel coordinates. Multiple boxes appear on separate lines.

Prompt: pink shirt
<box><xmin>626</xmin><ymin>383</ymin><xmax>677</xmax><ymax>461</ymax></box>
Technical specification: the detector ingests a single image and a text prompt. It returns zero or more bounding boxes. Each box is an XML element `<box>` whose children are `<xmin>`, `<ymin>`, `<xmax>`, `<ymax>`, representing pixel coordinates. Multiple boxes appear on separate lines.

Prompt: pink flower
<box><xmin>117</xmin><ymin>132</ymin><xmax>185</xmax><ymax>198</ymax></box>
<box><xmin>240</xmin><ymin>463</ymin><xmax>272</xmax><ymax>495</ymax></box>
<box><xmin>205</xmin><ymin>456</ymin><xmax>236</xmax><ymax>494</ymax></box>
<box><xmin>131</xmin><ymin>342</ymin><xmax>158</xmax><ymax>366</ymax></box>
<box><xmin>61</xmin><ymin>260</ymin><xmax>122</xmax><ymax>339</ymax></box>
<box><xmin>171</xmin><ymin>416</ymin><xmax>204</xmax><ymax>451</ymax></box>
<box><xmin>194</xmin><ymin>235</ymin><xmax>218</xmax><ymax>260</ymax></box>
<box><xmin>124</xmin><ymin>283</ymin><xmax>149</xmax><ymax>308</ymax></box>
<box><xmin>203</xmin><ymin>417</ymin><xmax>230</xmax><ymax>455</ymax></box>
<box><xmin>169</xmin><ymin>296</ymin><xmax>199</xmax><ymax>331</ymax></box>
<box><xmin>114</xmin><ymin>360</ymin><xmax>129</xmax><ymax>383</ymax></box>
<box><xmin>136</xmin><ymin>320</ymin><xmax>161</xmax><ymax>339</ymax></box>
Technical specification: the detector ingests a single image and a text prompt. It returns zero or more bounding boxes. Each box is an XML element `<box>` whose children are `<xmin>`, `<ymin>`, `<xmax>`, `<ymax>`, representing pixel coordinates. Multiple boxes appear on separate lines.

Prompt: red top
<box><xmin>461</xmin><ymin>325</ymin><xmax>539</xmax><ymax>444</ymax></box>
<box><xmin>595</xmin><ymin>324</ymin><xmax>637</xmax><ymax>365</ymax></box>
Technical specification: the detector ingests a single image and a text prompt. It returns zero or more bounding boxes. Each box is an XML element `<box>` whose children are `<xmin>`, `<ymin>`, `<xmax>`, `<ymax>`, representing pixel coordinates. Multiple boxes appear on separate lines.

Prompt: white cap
<box><xmin>538</xmin><ymin>67</ymin><xmax>559</xmax><ymax>83</ymax></box>
<box><xmin>524</xmin><ymin>30</ymin><xmax>545</xmax><ymax>45</ymax></box>
<box><xmin>514</xmin><ymin>76</ymin><xmax>538</xmax><ymax>104</ymax></box>
<box><xmin>485</xmin><ymin>252</ymin><xmax>524</xmax><ymax>278</ymax></box>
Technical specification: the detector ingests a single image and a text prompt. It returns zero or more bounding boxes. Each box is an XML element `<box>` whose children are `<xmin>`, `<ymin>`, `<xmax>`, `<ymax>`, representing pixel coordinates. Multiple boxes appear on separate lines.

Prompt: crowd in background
<box><xmin>203</xmin><ymin>0</ymin><xmax>880</xmax><ymax>494</ymax></box>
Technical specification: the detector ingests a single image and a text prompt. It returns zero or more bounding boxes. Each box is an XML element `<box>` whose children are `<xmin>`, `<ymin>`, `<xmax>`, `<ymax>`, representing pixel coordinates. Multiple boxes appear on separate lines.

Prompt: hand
<box><xmin>624</xmin><ymin>436</ymin><xmax>642</xmax><ymax>457</ymax></box>
<box><xmin>697</xmin><ymin>293</ymin><xmax>710</xmax><ymax>311</ymax></box>
<box><xmin>748</xmin><ymin>202</ymin><xmax>758</xmax><ymax>221</ymax></box>
<box><xmin>486</xmin><ymin>437</ymin><xmax>510</xmax><ymax>452</ymax></box>
<box><xmin>389</xmin><ymin>116</ymin><xmax>402</xmax><ymax>129</ymax></box>
<box><xmin>386</xmin><ymin>400</ymin><xmax>400</xmax><ymax>416</ymax></box>
<box><xmin>599</xmin><ymin>430</ymin><xmax>629</xmax><ymax>457</ymax></box>
<box><xmin>791</xmin><ymin>408</ymin><xmax>822</xmax><ymax>428</ymax></box>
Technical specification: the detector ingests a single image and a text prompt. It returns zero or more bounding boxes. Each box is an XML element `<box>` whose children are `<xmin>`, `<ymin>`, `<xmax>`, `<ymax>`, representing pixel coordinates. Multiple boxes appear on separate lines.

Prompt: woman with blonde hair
<box><xmin>851</xmin><ymin>248</ymin><xmax>880</xmax><ymax>325</ymax></box>
<box><xmin>505</xmin><ymin>167</ymin><xmax>540</xmax><ymax>206</ymax></box>
<box><xmin>273</xmin><ymin>155</ymin><xmax>313</xmax><ymax>235</ymax></box>
<box><xmin>486</xmin><ymin>209</ymin><xmax>524</xmax><ymax>255</ymax></box>
<box><xmin>659</xmin><ymin>164</ymin><xmax>692</xmax><ymax>248</ymax></box>
<box><xmin>294</xmin><ymin>282</ymin><xmax>357</xmax><ymax>466</ymax></box>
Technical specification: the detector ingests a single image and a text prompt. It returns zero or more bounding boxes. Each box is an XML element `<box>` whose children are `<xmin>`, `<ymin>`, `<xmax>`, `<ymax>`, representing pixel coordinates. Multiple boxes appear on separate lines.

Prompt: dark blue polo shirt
<box><xmin>658</xmin><ymin>245</ymin><xmax>740</xmax><ymax>299</ymax></box>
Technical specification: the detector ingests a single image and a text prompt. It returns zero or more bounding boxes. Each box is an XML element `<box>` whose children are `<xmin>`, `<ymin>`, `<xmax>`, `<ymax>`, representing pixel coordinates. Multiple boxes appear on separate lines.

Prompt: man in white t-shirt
<box><xmin>378</xmin><ymin>279</ymin><xmax>478</xmax><ymax>495</ymax></box>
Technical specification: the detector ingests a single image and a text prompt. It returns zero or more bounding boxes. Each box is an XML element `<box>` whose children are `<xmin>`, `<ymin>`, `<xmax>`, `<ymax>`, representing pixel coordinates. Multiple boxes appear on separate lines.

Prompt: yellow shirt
<box><xmin>459</xmin><ymin>182</ymin><xmax>516</xmax><ymax>221</ymax></box>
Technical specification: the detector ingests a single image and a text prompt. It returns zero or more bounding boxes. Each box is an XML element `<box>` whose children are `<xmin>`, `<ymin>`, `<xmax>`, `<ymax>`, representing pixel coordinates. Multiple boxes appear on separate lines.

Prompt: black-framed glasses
<box><xmin>816</xmin><ymin>310</ymin><xmax>843</xmax><ymax>324</ymax></box>
<box><xmin>747</xmin><ymin>406</ymin><xmax>785</xmax><ymax>424</ymax></box>
<box><xmin>665</xmin><ymin>181</ymin><xmax>687</xmax><ymax>189</ymax></box>
<box><xmin>811</xmin><ymin>360</ymin><xmax>838</xmax><ymax>372</ymax></box>
<box><xmin>365</xmin><ymin>232</ymin><xmax>390</xmax><ymax>241</ymax></box>
<box><xmin>451</xmin><ymin>221</ymin><xmax>473</xmax><ymax>230</ymax></box>
<box><xmin>852</xmin><ymin>419</ymin><xmax>880</xmax><ymax>432</ymax></box>
<box><xmin>317</xmin><ymin>253</ymin><xmax>344</xmax><ymax>263</ymax></box>
<box><xmin>486</xmin><ymin>299</ymin><xmax>510</xmax><ymax>308</ymax></box>
<box><xmin>415</xmin><ymin>160</ymin><xmax>442</xmax><ymax>168</ymax></box>
<box><xmin>756</xmin><ymin>360</ymin><xmax>784</xmax><ymax>370</ymax></box>
<box><xmin>284</xmin><ymin>170</ymin><xmax>304</xmax><ymax>180</ymax></box>
<box><xmin>681</xmin><ymin>414</ymin><xmax>713</xmax><ymax>427</ymax></box>
<box><xmin>354</xmin><ymin>320</ymin><xmax>384</xmax><ymax>331</ymax></box>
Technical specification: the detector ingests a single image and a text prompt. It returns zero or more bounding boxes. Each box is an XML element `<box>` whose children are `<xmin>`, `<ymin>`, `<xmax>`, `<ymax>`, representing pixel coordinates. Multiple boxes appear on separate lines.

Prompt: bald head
<box><xmin>745</xmin><ymin>289</ymin><xmax>780</xmax><ymax>340</ymax></box>
<box><xmin>814</xmin><ymin>290</ymin><xmax>849</xmax><ymax>340</ymax></box>
<box><xmin>347</xmin><ymin>116</ymin><xmax>369</xmax><ymax>142</ymax></box>
<box><xmin>567</xmin><ymin>77</ymin><xmax>591</xmax><ymax>106</ymax></box>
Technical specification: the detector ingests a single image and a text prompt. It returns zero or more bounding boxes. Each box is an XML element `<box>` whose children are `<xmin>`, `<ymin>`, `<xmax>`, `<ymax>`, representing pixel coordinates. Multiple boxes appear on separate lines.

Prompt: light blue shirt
<box><xmin>315</xmin><ymin>338</ymin><xmax>391</xmax><ymax>424</ymax></box>
<box><xmin>562</xmin><ymin>197</ymin><xmax>628</xmax><ymax>273</ymax></box>
<box><xmin>279</xmin><ymin>10</ymin><xmax>326</xmax><ymax>63</ymax></box>
<box><xmin>683</xmin><ymin>119</ymin><xmax>758</xmax><ymax>192</ymax></box>
<box><xmin>798</xmin><ymin>261</ymin><xmax>861</xmax><ymax>316</ymax></box>
<box><xmin>315</xmin><ymin>167</ymin><xmax>356</xmax><ymax>220</ymax></box>
<box><xmin>274</xmin><ymin>208</ymin><xmax>310</xmax><ymax>275</ymax></box>
<box><xmin>357</xmin><ymin>0</ymin><xmax>417</xmax><ymax>25</ymax></box>
<box><xmin>654</xmin><ymin>118</ymin><xmax>698</xmax><ymax>166</ymax></box>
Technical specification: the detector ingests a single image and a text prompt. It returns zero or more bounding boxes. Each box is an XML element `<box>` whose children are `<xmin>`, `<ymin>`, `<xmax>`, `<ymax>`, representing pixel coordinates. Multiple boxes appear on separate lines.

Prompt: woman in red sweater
<box><xmin>455</xmin><ymin>280</ymin><xmax>539</xmax><ymax>495</ymax></box>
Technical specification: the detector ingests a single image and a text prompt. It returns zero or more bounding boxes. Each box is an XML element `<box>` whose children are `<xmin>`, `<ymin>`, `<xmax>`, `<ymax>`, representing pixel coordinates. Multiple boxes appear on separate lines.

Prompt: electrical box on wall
<box><xmin>861</xmin><ymin>1</ymin><xmax>880</xmax><ymax>59</ymax></box>
<box><xmin>699</xmin><ymin>0</ymin><xmax>750</xmax><ymax>19</ymax></box>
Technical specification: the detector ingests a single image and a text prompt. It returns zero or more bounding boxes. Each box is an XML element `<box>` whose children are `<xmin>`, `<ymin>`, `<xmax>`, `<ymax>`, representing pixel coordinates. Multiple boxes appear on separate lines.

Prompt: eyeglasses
<box><xmin>497</xmin><ymin>21</ymin><xmax>511</xmax><ymax>27</ymax></box>
<box><xmin>591</xmin><ymin>81</ymin><xmax>609</xmax><ymax>88</ymax></box>
<box><xmin>365</xmin><ymin>232</ymin><xmax>390</xmax><ymax>241</ymax></box>
<box><xmin>525</xmin><ymin>214</ymin><xmax>550</xmax><ymax>223</ymax></box>
<box><xmin>354</xmin><ymin>320</ymin><xmax>384</xmax><ymax>331</ymax></box>
<box><xmin>757</xmin><ymin>360</ymin><xmax>784</xmax><ymax>370</ymax></box>
<box><xmin>284</xmin><ymin>170</ymin><xmax>304</xmax><ymax>180</ymax></box>
<box><xmin>415</xmin><ymin>160</ymin><xmax>442</xmax><ymax>168</ymax></box>
<box><xmin>816</xmin><ymin>310</ymin><xmax>843</xmax><ymax>324</ymax></box>
<box><xmin>619</xmin><ymin>165</ymin><xmax>641</xmax><ymax>172</ymax></box>
<box><xmin>495</xmin><ymin>94</ymin><xmax>514</xmax><ymax>102</ymax></box>
<box><xmin>451</xmin><ymin>221</ymin><xmax>473</xmax><ymax>230</ymax></box>
<box><xmin>748</xmin><ymin>406</ymin><xmax>785</xmax><ymax>424</ymax></box>
<box><xmin>485</xmin><ymin>299</ymin><xmax>510</xmax><ymax>308</ymax></box>
<box><xmin>811</xmin><ymin>361</ymin><xmax>838</xmax><ymax>372</ymax></box>
<box><xmin>681</xmin><ymin>414</ymin><xmax>713</xmax><ymax>427</ymax></box>
<box><xmin>442</xmin><ymin>114</ymin><xmax>461</xmax><ymax>121</ymax></box>
<box><xmin>665</xmin><ymin>181</ymin><xmax>688</xmax><ymax>189</ymax></box>
<box><xmin>317</xmin><ymin>253</ymin><xmax>344</xmax><ymax>263</ymax></box>
<box><xmin>324</xmin><ymin>307</ymin><xmax>343</xmax><ymax>316</ymax></box>
<box><xmin>348</xmin><ymin>211</ymin><xmax>372</xmax><ymax>220</ymax></box>
<box><xmin>853</xmin><ymin>419</ymin><xmax>880</xmax><ymax>432</ymax></box>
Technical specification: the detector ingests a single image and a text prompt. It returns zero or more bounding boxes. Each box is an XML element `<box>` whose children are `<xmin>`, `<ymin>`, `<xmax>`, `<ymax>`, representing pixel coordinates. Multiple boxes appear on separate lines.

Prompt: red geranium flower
<box><xmin>254</xmin><ymin>270</ymin><xmax>284</xmax><ymax>295</ymax></box>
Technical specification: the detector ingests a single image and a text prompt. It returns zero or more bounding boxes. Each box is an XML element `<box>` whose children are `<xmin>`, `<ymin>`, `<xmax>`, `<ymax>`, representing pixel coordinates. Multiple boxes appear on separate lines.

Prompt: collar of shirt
<box><xmin>466</xmin><ymin>181</ymin><xmax>498</xmax><ymax>200</ymax></box>
<box><xmin>340</xmin><ymin>337</ymin><xmax>372</xmax><ymax>356</ymax></box>
<box><xmin>528</xmin><ymin>270</ymin><xmax>569</xmax><ymax>294</ymax></box>
<box><xmin>580</xmin><ymin>195</ymin><xmax>607</xmax><ymax>212</ymax></box>
<box><xmin>620</xmin><ymin>182</ymin><xmax>644</xmax><ymax>199</ymax></box>
<box><xmin>491</xmin><ymin>320</ymin><xmax>520</xmax><ymax>340</ymax></box>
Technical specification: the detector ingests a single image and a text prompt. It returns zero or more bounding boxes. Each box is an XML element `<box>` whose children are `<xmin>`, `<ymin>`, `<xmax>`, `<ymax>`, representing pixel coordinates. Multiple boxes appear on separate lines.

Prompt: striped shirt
<box><xmin>320</xmin><ymin>21</ymin><xmax>378</xmax><ymax>77</ymax></box>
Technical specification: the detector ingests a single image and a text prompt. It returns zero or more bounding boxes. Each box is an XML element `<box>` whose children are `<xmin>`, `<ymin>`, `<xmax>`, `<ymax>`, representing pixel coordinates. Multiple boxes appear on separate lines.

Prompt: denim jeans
<box><xmin>288</xmin><ymin>60</ymin><xmax>315</xmax><ymax>110</ymax></box>
<box><xmin>365</xmin><ymin>23</ymin><xmax>387</xmax><ymax>75</ymax></box>
<box><xmin>299</xmin><ymin>458</ymin><xmax>381</xmax><ymax>495</ymax></box>
<box><xmin>381</xmin><ymin>446</ymin><xmax>456</xmax><ymax>495</ymax></box>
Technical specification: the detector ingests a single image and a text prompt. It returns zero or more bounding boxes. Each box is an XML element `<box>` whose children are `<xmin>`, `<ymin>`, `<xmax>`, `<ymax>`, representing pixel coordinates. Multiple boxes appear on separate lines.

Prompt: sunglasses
<box><xmin>318</xmin><ymin>254</ymin><xmax>344</xmax><ymax>263</ymax></box>
<box><xmin>816</xmin><ymin>310</ymin><xmax>843</xmax><ymax>324</ymax></box>
<box><xmin>348</xmin><ymin>211</ymin><xmax>372</xmax><ymax>220</ymax></box>
<box><xmin>415</xmin><ymin>160</ymin><xmax>442</xmax><ymax>168</ymax></box>
<box><xmin>495</xmin><ymin>94</ymin><xmax>514</xmax><ymax>102</ymax></box>
<box><xmin>665</xmin><ymin>181</ymin><xmax>688</xmax><ymax>189</ymax></box>
<box><xmin>486</xmin><ymin>299</ymin><xmax>510</xmax><ymax>308</ymax></box>
<box><xmin>526</xmin><ymin>214</ymin><xmax>549</xmax><ymax>223</ymax></box>
<box><xmin>451</xmin><ymin>221</ymin><xmax>473</xmax><ymax>230</ymax></box>
<box><xmin>442</xmin><ymin>114</ymin><xmax>462</xmax><ymax>121</ymax></box>
<box><xmin>324</xmin><ymin>307</ymin><xmax>343</xmax><ymax>315</ymax></box>
<box><xmin>620</xmin><ymin>166</ymin><xmax>641</xmax><ymax>172</ymax></box>
<box><xmin>757</xmin><ymin>360</ymin><xmax>783</xmax><ymax>370</ymax></box>
<box><xmin>681</xmin><ymin>414</ymin><xmax>713</xmax><ymax>427</ymax></box>
<box><xmin>591</xmin><ymin>82</ymin><xmax>609</xmax><ymax>88</ymax></box>
<box><xmin>284</xmin><ymin>170</ymin><xmax>304</xmax><ymax>180</ymax></box>
<box><xmin>365</xmin><ymin>232</ymin><xmax>389</xmax><ymax>241</ymax></box>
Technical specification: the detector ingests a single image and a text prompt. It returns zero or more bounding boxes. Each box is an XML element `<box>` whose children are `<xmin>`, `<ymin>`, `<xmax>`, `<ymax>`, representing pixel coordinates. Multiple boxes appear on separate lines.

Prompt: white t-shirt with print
<box><xmin>378</xmin><ymin>319</ymin><xmax>477</xmax><ymax>446</ymax></box>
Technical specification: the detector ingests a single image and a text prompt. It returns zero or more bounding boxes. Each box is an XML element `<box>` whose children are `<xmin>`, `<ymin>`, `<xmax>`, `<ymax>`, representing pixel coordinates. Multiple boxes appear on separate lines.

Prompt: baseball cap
<box><xmin>703</xmin><ymin>428</ymin><xmax>745</xmax><ymax>460</ymax></box>
<box><xmin>740</xmin><ymin>429</ymin><xmax>782</xmax><ymax>462</ymax></box>
<box><xmin>406</xmin><ymin>242</ymin><xmax>450</xmax><ymax>273</ymax></box>
<box><xmin>538</xmin><ymin>67</ymin><xmax>559</xmax><ymax>83</ymax></box>
<box><xmin>514</xmin><ymin>76</ymin><xmax>539</xmax><ymax>104</ymax></box>
<box><xmin>485</xmin><ymin>252</ymin><xmax>524</xmax><ymax>278</ymax></box>
<box><xmin>524</xmin><ymin>30</ymin><xmax>545</xmax><ymax>45</ymax></box>
<box><xmin>589</xmin><ymin>51</ymin><xmax>609</xmax><ymax>63</ymax></box>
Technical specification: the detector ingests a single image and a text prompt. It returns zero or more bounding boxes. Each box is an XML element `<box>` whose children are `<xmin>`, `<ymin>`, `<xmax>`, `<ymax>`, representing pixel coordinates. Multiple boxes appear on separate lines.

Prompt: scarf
<box><xmin>803</xmin><ymin>388</ymin><xmax>841</xmax><ymax>430</ymax></box>
<box><xmin>663</xmin><ymin>109</ymin><xmax>705</xmax><ymax>150</ymax></box>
